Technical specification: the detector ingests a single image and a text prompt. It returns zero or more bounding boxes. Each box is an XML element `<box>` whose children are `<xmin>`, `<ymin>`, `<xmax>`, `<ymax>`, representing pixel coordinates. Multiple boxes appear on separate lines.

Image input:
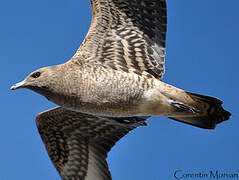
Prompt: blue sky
<box><xmin>1</xmin><ymin>0</ymin><xmax>239</xmax><ymax>180</ymax></box>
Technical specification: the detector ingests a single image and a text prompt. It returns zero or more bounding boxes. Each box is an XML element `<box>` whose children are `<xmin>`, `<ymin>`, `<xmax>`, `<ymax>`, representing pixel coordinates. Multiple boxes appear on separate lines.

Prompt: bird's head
<box><xmin>10</xmin><ymin>65</ymin><xmax>62</xmax><ymax>100</ymax></box>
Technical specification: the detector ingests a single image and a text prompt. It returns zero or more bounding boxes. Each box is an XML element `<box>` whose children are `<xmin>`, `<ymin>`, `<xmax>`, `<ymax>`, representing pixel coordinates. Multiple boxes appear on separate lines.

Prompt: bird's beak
<box><xmin>10</xmin><ymin>80</ymin><xmax>26</xmax><ymax>90</ymax></box>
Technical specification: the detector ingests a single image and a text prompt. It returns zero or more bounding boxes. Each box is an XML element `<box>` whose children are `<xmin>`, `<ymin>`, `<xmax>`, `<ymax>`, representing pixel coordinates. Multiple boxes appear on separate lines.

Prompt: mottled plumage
<box><xmin>73</xmin><ymin>0</ymin><xmax>167</xmax><ymax>79</ymax></box>
<box><xmin>11</xmin><ymin>0</ymin><xmax>231</xmax><ymax>180</ymax></box>
<box><xmin>36</xmin><ymin>107</ymin><xmax>147</xmax><ymax>180</ymax></box>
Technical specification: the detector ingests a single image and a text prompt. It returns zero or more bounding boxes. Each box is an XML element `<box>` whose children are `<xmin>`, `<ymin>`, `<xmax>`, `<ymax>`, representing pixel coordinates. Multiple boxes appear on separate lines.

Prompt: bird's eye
<box><xmin>31</xmin><ymin>72</ymin><xmax>41</xmax><ymax>78</ymax></box>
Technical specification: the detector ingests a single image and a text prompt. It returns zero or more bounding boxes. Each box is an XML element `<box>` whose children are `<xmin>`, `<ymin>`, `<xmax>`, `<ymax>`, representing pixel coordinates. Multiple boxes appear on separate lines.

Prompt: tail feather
<box><xmin>169</xmin><ymin>92</ymin><xmax>231</xmax><ymax>129</ymax></box>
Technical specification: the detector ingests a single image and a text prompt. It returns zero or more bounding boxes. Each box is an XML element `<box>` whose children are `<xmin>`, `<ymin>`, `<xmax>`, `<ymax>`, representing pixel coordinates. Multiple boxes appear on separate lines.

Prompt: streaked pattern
<box><xmin>72</xmin><ymin>0</ymin><xmax>167</xmax><ymax>79</ymax></box>
<box><xmin>36</xmin><ymin>107</ymin><xmax>147</xmax><ymax>180</ymax></box>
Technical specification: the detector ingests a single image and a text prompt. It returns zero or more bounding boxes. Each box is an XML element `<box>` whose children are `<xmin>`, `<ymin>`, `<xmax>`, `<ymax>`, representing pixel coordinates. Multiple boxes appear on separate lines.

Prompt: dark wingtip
<box><xmin>216</xmin><ymin>107</ymin><xmax>231</xmax><ymax>124</ymax></box>
<box><xmin>170</xmin><ymin>92</ymin><xmax>231</xmax><ymax>130</ymax></box>
<box><xmin>187</xmin><ymin>91</ymin><xmax>232</xmax><ymax>122</ymax></box>
<box><xmin>186</xmin><ymin>91</ymin><xmax>223</xmax><ymax>104</ymax></box>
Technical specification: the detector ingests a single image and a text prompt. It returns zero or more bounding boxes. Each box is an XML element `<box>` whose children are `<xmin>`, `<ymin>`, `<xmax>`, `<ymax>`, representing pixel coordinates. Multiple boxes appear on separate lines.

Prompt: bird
<box><xmin>11</xmin><ymin>0</ymin><xmax>231</xmax><ymax>179</ymax></box>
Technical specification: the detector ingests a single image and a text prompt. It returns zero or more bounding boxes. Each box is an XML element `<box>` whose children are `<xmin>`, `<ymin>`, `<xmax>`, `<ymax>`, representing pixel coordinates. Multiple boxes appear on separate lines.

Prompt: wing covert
<box><xmin>36</xmin><ymin>107</ymin><xmax>147</xmax><ymax>180</ymax></box>
<box><xmin>71</xmin><ymin>0</ymin><xmax>167</xmax><ymax>79</ymax></box>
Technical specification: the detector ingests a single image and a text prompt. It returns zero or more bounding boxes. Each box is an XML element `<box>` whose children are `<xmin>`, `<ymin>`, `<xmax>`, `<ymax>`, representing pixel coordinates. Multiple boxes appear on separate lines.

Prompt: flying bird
<box><xmin>11</xmin><ymin>0</ymin><xmax>231</xmax><ymax>179</ymax></box>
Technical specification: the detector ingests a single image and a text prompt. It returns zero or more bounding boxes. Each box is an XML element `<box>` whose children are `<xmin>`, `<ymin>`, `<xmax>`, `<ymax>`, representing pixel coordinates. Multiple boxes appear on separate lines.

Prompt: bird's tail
<box><xmin>167</xmin><ymin>92</ymin><xmax>231</xmax><ymax>129</ymax></box>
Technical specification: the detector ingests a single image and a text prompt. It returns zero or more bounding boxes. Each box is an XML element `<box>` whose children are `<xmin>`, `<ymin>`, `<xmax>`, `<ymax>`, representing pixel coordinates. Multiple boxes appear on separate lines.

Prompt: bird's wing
<box><xmin>71</xmin><ymin>0</ymin><xmax>167</xmax><ymax>79</ymax></box>
<box><xmin>36</xmin><ymin>107</ymin><xmax>148</xmax><ymax>180</ymax></box>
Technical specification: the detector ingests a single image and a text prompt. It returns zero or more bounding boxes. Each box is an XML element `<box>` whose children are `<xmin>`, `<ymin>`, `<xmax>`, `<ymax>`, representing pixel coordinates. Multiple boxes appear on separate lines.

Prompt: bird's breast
<box><xmin>54</xmin><ymin>66</ymin><xmax>154</xmax><ymax>116</ymax></box>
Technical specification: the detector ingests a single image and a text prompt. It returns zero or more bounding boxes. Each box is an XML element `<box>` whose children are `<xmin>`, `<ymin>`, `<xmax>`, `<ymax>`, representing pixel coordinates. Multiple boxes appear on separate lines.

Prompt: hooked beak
<box><xmin>10</xmin><ymin>80</ymin><xmax>26</xmax><ymax>90</ymax></box>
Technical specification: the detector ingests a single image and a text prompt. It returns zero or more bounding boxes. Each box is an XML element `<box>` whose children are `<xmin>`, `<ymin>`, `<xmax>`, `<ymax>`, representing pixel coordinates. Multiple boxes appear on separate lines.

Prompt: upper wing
<box><xmin>36</xmin><ymin>107</ymin><xmax>148</xmax><ymax>180</ymax></box>
<box><xmin>71</xmin><ymin>0</ymin><xmax>167</xmax><ymax>79</ymax></box>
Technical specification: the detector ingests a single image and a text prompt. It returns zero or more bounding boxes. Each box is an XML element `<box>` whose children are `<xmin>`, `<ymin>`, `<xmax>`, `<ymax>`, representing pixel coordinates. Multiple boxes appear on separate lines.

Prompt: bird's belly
<box><xmin>57</xmin><ymin>67</ymin><xmax>153</xmax><ymax>116</ymax></box>
<box><xmin>64</xmin><ymin>101</ymin><xmax>143</xmax><ymax>117</ymax></box>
